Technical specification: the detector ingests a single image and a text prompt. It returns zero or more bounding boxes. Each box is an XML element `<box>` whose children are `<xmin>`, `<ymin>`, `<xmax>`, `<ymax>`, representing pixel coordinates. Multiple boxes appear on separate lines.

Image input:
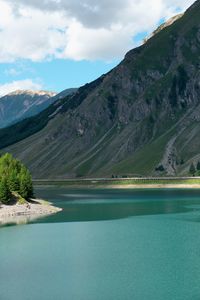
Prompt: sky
<box><xmin>0</xmin><ymin>0</ymin><xmax>194</xmax><ymax>96</ymax></box>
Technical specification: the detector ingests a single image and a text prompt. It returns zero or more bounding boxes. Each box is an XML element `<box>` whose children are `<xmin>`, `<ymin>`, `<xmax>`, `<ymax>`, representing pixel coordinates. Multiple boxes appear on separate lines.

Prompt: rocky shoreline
<box><xmin>0</xmin><ymin>199</ymin><xmax>62</xmax><ymax>225</ymax></box>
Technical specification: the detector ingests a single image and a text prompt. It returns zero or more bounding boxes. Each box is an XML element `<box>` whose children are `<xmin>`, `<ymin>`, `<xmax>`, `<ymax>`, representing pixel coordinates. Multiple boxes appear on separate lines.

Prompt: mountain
<box><xmin>0</xmin><ymin>90</ymin><xmax>56</xmax><ymax>128</ymax></box>
<box><xmin>0</xmin><ymin>88</ymin><xmax>77</xmax><ymax>128</ymax></box>
<box><xmin>143</xmin><ymin>13</ymin><xmax>183</xmax><ymax>43</ymax></box>
<box><xmin>52</xmin><ymin>88</ymin><xmax>77</xmax><ymax>101</ymax></box>
<box><xmin>0</xmin><ymin>0</ymin><xmax>200</xmax><ymax>178</ymax></box>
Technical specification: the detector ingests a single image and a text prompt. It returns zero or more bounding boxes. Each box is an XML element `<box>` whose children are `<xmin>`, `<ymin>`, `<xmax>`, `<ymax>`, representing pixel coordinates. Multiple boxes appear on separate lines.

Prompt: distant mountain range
<box><xmin>0</xmin><ymin>0</ymin><xmax>200</xmax><ymax>178</ymax></box>
<box><xmin>0</xmin><ymin>88</ymin><xmax>77</xmax><ymax>128</ymax></box>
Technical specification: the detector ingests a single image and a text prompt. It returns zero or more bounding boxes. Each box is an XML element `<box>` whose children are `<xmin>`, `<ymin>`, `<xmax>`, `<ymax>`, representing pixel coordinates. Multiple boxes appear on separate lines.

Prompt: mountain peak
<box><xmin>7</xmin><ymin>90</ymin><xmax>57</xmax><ymax>97</ymax></box>
<box><xmin>0</xmin><ymin>89</ymin><xmax>58</xmax><ymax>128</ymax></box>
<box><xmin>143</xmin><ymin>13</ymin><xmax>183</xmax><ymax>44</ymax></box>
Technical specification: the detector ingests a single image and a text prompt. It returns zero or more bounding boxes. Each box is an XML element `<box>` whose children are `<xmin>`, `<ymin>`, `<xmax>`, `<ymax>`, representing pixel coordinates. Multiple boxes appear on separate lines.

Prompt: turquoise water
<box><xmin>1</xmin><ymin>187</ymin><xmax>200</xmax><ymax>300</ymax></box>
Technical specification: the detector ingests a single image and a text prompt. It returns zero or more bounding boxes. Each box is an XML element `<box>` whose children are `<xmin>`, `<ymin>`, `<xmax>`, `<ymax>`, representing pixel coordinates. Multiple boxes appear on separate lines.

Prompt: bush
<box><xmin>155</xmin><ymin>165</ymin><xmax>165</xmax><ymax>172</ymax></box>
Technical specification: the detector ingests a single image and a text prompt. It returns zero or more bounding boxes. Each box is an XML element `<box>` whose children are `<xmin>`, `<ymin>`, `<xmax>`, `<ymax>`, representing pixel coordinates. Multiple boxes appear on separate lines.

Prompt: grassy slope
<box><xmin>105</xmin><ymin>129</ymin><xmax>175</xmax><ymax>176</ymax></box>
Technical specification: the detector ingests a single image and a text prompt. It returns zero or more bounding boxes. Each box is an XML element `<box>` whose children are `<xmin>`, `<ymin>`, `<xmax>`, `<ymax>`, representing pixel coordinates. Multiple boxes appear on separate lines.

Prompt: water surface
<box><xmin>1</xmin><ymin>187</ymin><xmax>200</xmax><ymax>300</ymax></box>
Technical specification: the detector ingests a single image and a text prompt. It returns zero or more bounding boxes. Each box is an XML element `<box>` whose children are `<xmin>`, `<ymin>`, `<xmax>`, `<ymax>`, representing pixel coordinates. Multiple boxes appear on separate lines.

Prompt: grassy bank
<box><xmin>33</xmin><ymin>177</ymin><xmax>200</xmax><ymax>188</ymax></box>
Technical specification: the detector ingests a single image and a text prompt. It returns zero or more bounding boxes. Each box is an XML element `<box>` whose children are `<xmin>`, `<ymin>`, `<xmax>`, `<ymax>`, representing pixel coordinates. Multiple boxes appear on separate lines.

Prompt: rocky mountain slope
<box><xmin>0</xmin><ymin>88</ymin><xmax>76</xmax><ymax>128</ymax></box>
<box><xmin>0</xmin><ymin>0</ymin><xmax>200</xmax><ymax>178</ymax></box>
<box><xmin>143</xmin><ymin>13</ymin><xmax>183</xmax><ymax>43</ymax></box>
<box><xmin>0</xmin><ymin>90</ymin><xmax>56</xmax><ymax>128</ymax></box>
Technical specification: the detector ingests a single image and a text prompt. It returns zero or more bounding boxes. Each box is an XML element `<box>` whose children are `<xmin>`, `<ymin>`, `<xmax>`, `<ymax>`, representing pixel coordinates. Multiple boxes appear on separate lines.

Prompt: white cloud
<box><xmin>0</xmin><ymin>2</ymin><xmax>66</xmax><ymax>62</ymax></box>
<box><xmin>61</xmin><ymin>21</ymin><xmax>134</xmax><ymax>61</ymax></box>
<box><xmin>0</xmin><ymin>79</ymin><xmax>43</xmax><ymax>97</ymax></box>
<box><xmin>0</xmin><ymin>0</ymin><xmax>195</xmax><ymax>62</ymax></box>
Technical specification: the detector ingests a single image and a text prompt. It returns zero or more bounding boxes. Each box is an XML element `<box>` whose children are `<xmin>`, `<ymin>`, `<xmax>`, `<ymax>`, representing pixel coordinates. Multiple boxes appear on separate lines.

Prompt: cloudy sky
<box><xmin>0</xmin><ymin>0</ymin><xmax>194</xmax><ymax>96</ymax></box>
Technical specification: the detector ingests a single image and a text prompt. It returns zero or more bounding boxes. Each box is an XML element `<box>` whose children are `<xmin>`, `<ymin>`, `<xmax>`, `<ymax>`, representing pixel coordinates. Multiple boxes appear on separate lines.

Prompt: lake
<box><xmin>1</xmin><ymin>186</ymin><xmax>200</xmax><ymax>300</ymax></box>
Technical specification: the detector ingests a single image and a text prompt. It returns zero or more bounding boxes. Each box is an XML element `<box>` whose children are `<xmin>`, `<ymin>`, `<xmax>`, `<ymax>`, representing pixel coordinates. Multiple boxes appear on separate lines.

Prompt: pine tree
<box><xmin>0</xmin><ymin>153</ymin><xmax>34</xmax><ymax>202</ymax></box>
<box><xmin>8</xmin><ymin>170</ymin><xmax>20</xmax><ymax>192</ymax></box>
<box><xmin>189</xmin><ymin>163</ymin><xmax>196</xmax><ymax>176</ymax></box>
<box><xmin>24</xmin><ymin>169</ymin><xmax>33</xmax><ymax>199</ymax></box>
<box><xmin>197</xmin><ymin>161</ymin><xmax>200</xmax><ymax>171</ymax></box>
<box><xmin>19</xmin><ymin>168</ymin><xmax>28</xmax><ymax>199</ymax></box>
<box><xmin>0</xmin><ymin>177</ymin><xmax>11</xmax><ymax>204</ymax></box>
<box><xmin>19</xmin><ymin>167</ymin><xmax>33</xmax><ymax>200</ymax></box>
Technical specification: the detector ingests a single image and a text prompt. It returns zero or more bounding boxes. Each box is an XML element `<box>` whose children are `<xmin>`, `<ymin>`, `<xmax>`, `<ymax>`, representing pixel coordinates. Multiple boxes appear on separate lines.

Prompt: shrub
<box><xmin>155</xmin><ymin>165</ymin><xmax>165</xmax><ymax>172</ymax></box>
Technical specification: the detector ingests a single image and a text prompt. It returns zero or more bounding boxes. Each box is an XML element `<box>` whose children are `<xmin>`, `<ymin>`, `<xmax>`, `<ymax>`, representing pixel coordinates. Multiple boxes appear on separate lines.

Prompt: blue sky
<box><xmin>0</xmin><ymin>59</ymin><xmax>119</xmax><ymax>92</ymax></box>
<box><xmin>0</xmin><ymin>0</ymin><xmax>193</xmax><ymax>96</ymax></box>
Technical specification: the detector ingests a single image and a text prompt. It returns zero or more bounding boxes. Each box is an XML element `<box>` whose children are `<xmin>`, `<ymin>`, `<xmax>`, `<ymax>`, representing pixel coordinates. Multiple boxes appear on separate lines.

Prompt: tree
<box><xmin>0</xmin><ymin>153</ymin><xmax>34</xmax><ymax>203</ymax></box>
<box><xmin>0</xmin><ymin>177</ymin><xmax>11</xmax><ymax>204</ymax></box>
<box><xmin>155</xmin><ymin>165</ymin><xmax>165</xmax><ymax>172</ymax></box>
<box><xmin>189</xmin><ymin>163</ymin><xmax>196</xmax><ymax>176</ymax></box>
<box><xmin>19</xmin><ymin>167</ymin><xmax>33</xmax><ymax>199</ymax></box>
<box><xmin>197</xmin><ymin>161</ymin><xmax>200</xmax><ymax>171</ymax></box>
<box><xmin>8</xmin><ymin>170</ymin><xmax>20</xmax><ymax>192</ymax></box>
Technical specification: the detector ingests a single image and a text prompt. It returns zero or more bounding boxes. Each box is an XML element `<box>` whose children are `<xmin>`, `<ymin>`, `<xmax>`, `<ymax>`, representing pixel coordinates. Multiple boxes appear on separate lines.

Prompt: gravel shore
<box><xmin>0</xmin><ymin>199</ymin><xmax>62</xmax><ymax>225</ymax></box>
<box><xmin>102</xmin><ymin>184</ymin><xmax>200</xmax><ymax>189</ymax></box>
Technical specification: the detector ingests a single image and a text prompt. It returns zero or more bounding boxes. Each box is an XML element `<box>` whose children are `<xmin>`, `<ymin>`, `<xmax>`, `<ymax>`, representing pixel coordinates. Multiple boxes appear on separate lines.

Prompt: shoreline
<box><xmin>33</xmin><ymin>180</ymin><xmax>200</xmax><ymax>190</ymax></box>
<box><xmin>96</xmin><ymin>184</ymin><xmax>200</xmax><ymax>189</ymax></box>
<box><xmin>0</xmin><ymin>198</ymin><xmax>62</xmax><ymax>226</ymax></box>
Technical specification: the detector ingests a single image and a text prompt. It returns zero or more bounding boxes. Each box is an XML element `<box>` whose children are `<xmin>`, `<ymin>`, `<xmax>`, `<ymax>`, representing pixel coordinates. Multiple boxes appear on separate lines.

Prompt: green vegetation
<box><xmin>0</xmin><ymin>153</ymin><xmax>33</xmax><ymax>204</ymax></box>
<box><xmin>0</xmin><ymin>177</ymin><xmax>11</xmax><ymax>204</ymax></box>
<box><xmin>197</xmin><ymin>161</ymin><xmax>200</xmax><ymax>174</ymax></box>
<box><xmin>34</xmin><ymin>177</ymin><xmax>200</xmax><ymax>188</ymax></box>
<box><xmin>109</xmin><ymin>128</ymin><xmax>176</xmax><ymax>176</ymax></box>
<box><xmin>189</xmin><ymin>163</ymin><xmax>196</xmax><ymax>176</ymax></box>
<box><xmin>188</xmin><ymin>161</ymin><xmax>200</xmax><ymax>177</ymax></box>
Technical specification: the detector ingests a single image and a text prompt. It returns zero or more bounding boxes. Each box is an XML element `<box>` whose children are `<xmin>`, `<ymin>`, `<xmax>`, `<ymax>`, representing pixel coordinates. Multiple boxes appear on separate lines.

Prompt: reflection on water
<box><xmin>2</xmin><ymin>187</ymin><xmax>200</xmax><ymax>226</ymax></box>
<box><xmin>33</xmin><ymin>186</ymin><xmax>200</xmax><ymax>224</ymax></box>
<box><xmin>0</xmin><ymin>214</ymin><xmax>43</xmax><ymax>227</ymax></box>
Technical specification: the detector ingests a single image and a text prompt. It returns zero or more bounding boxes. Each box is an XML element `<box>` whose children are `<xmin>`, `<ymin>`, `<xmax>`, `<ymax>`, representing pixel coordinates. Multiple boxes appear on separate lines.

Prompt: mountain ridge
<box><xmin>0</xmin><ymin>0</ymin><xmax>200</xmax><ymax>178</ymax></box>
<box><xmin>6</xmin><ymin>90</ymin><xmax>56</xmax><ymax>97</ymax></box>
<box><xmin>143</xmin><ymin>13</ymin><xmax>184</xmax><ymax>44</ymax></box>
<box><xmin>0</xmin><ymin>88</ymin><xmax>76</xmax><ymax>128</ymax></box>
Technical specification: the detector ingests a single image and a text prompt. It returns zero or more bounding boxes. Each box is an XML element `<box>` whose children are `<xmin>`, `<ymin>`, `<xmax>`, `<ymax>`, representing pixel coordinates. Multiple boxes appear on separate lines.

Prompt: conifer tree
<box><xmin>19</xmin><ymin>167</ymin><xmax>33</xmax><ymax>199</ymax></box>
<box><xmin>0</xmin><ymin>177</ymin><xmax>11</xmax><ymax>204</ymax></box>
<box><xmin>8</xmin><ymin>170</ymin><xmax>20</xmax><ymax>192</ymax></box>
<box><xmin>0</xmin><ymin>153</ymin><xmax>34</xmax><ymax>203</ymax></box>
<box><xmin>189</xmin><ymin>163</ymin><xmax>196</xmax><ymax>176</ymax></box>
